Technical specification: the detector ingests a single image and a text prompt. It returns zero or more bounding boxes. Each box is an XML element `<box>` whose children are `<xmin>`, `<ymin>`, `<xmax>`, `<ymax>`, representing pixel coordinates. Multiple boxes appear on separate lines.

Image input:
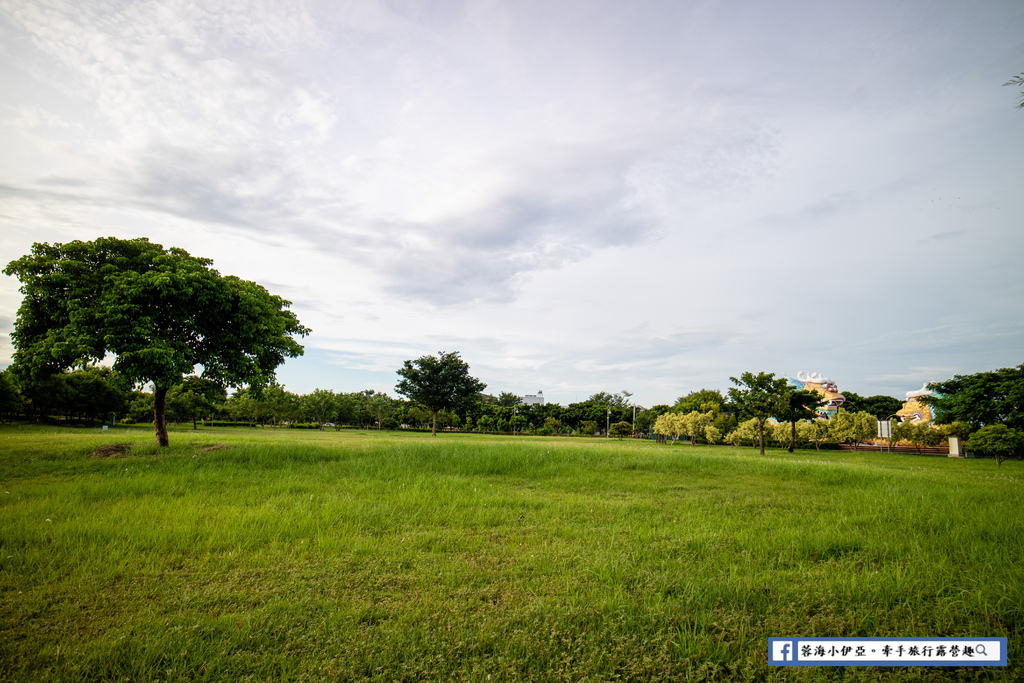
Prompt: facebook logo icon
<box><xmin>770</xmin><ymin>639</ymin><xmax>797</xmax><ymax>664</ymax></box>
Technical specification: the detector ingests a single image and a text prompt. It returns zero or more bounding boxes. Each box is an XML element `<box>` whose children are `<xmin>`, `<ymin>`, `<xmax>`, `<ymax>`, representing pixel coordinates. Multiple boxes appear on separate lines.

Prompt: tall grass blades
<box><xmin>0</xmin><ymin>424</ymin><xmax>1021</xmax><ymax>681</ymax></box>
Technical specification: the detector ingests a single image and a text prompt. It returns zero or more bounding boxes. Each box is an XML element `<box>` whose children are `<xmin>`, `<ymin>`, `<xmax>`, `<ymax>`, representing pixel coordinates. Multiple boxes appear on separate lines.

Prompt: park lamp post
<box><xmin>606</xmin><ymin>409</ymin><xmax>611</xmax><ymax>438</ymax></box>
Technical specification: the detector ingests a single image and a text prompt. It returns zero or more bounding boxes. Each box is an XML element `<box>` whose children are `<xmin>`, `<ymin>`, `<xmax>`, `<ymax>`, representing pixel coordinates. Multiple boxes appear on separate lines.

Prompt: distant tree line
<box><xmin>647</xmin><ymin>367</ymin><xmax>1023</xmax><ymax>464</ymax></box>
<box><xmin>0</xmin><ymin>367</ymin><xmax>672</xmax><ymax>435</ymax></box>
<box><xmin>1</xmin><ymin>353</ymin><xmax>1019</xmax><ymax>462</ymax></box>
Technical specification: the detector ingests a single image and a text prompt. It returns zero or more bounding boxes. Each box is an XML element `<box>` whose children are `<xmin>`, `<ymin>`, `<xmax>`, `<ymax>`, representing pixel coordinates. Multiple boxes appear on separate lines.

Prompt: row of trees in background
<box><xmin>1</xmin><ymin>352</ymin><xmax>1020</xmax><ymax>461</ymax></box>
<box><xmin>654</xmin><ymin>374</ymin><xmax>905</xmax><ymax>454</ymax></box>
<box><xmin>651</xmin><ymin>368</ymin><xmax>1024</xmax><ymax>463</ymax></box>
<box><xmin>0</xmin><ymin>366</ymin><xmax>679</xmax><ymax>435</ymax></box>
<box><xmin>717</xmin><ymin>410</ymin><xmax>963</xmax><ymax>453</ymax></box>
<box><xmin>0</xmin><ymin>364</ymin><xmax>948</xmax><ymax>451</ymax></box>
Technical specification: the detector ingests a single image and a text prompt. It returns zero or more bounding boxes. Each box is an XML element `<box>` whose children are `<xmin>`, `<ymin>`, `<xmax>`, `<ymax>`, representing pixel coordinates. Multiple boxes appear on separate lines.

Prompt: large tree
<box><xmin>728</xmin><ymin>371</ymin><xmax>789</xmax><ymax>455</ymax></box>
<box><xmin>4</xmin><ymin>237</ymin><xmax>308</xmax><ymax>446</ymax></box>
<box><xmin>926</xmin><ymin>365</ymin><xmax>1024</xmax><ymax>431</ymax></box>
<box><xmin>395</xmin><ymin>351</ymin><xmax>486</xmax><ymax>436</ymax></box>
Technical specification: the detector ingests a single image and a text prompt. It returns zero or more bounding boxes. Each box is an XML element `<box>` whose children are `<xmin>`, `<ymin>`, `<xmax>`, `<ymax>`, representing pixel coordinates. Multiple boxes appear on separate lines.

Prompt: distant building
<box><xmin>793</xmin><ymin>371</ymin><xmax>845</xmax><ymax>418</ymax></box>
<box><xmin>523</xmin><ymin>390</ymin><xmax>545</xmax><ymax>406</ymax></box>
<box><xmin>897</xmin><ymin>384</ymin><xmax>934</xmax><ymax>424</ymax></box>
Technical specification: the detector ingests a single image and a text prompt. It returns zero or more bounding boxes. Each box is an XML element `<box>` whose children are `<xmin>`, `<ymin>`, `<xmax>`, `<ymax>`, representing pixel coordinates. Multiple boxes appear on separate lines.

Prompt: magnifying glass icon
<box><xmin>976</xmin><ymin>644</ymin><xmax>988</xmax><ymax>656</ymax></box>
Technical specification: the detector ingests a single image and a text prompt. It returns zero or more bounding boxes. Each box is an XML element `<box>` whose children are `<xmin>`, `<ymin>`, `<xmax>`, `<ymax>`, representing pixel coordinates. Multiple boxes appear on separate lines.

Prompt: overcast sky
<box><xmin>1</xmin><ymin>0</ymin><xmax>1022</xmax><ymax>407</ymax></box>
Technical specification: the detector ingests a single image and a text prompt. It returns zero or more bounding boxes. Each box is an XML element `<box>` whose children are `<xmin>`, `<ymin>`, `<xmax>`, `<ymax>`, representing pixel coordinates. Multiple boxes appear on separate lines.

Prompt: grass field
<box><xmin>0</xmin><ymin>424</ymin><xmax>1021</xmax><ymax>681</ymax></box>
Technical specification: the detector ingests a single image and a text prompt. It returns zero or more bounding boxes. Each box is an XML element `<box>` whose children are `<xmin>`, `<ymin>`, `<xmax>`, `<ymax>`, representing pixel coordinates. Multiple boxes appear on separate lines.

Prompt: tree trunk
<box><xmin>193</xmin><ymin>416</ymin><xmax>198</xmax><ymax>430</ymax></box>
<box><xmin>758</xmin><ymin>419</ymin><xmax>765</xmax><ymax>455</ymax></box>
<box><xmin>154</xmin><ymin>386</ymin><xmax>170</xmax><ymax>447</ymax></box>
<box><xmin>788</xmin><ymin>421</ymin><xmax>796</xmax><ymax>453</ymax></box>
<box><xmin>432</xmin><ymin>411</ymin><xmax>438</xmax><ymax>436</ymax></box>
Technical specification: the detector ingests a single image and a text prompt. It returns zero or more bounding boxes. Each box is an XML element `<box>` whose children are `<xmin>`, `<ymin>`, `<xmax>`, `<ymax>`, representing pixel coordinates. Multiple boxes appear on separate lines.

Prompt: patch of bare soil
<box><xmin>89</xmin><ymin>444</ymin><xmax>135</xmax><ymax>458</ymax></box>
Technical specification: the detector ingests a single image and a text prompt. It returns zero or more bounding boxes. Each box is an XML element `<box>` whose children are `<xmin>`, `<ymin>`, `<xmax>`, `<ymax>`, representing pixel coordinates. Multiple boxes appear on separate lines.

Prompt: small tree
<box><xmin>797</xmin><ymin>419</ymin><xmax>830</xmax><ymax>450</ymax></box>
<box><xmin>728</xmin><ymin>372</ymin><xmax>789</xmax><ymax>455</ymax></box>
<box><xmin>125</xmin><ymin>391</ymin><xmax>155</xmax><ymax>424</ymax></box>
<box><xmin>229</xmin><ymin>389</ymin><xmax>267</xmax><ymax>427</ymax></box>
<box><xmin>609</xmin><ymin>421</ymin><xmax>632</xmax><ymax>439</ymax></box>
<box><xmin>654</xmin><ymin>413</ymin><xmax>685</xmax><ymax>443</ymax></box>
<box><xmin>704</xmin><ymin>425</ymin><xmax>722</xmax><ymax>445</ymax></box>
<box><xmin>725</xmin><ymin>418</ymin><xmax>760</xmax><ymax>447</ymax></box>
<box><xmin>828</xmin><ymin>410</ymin><xmax>878</xmax><ymax>450</ymax></box>
<box><xmin>893</xmin><ymin>420</ymin><xmax>942</xmax><ymax>454</ymax></box>
<box><xmin>304</xmin><ymin>388</ymin><xmax>337</xmax><ymax>429</ymax></box>
<box><xmin>368</xmin><ymin>392</ymin><xmax>393</xmax><ymax>430</ymax></box>
<box><xmin>264</xmin><ymin>384</ymin><xmax>302</xmax><ymax>427</ymax></box>
<box><xmin>681</xmin><ymin>411</ymin><xmax>714</xmax><ymax>444</ymax></box>
<box><xmin>395</xmin><ymin>351</ymin><xmax>486</xmax><ymax>436</ymax></box>
<box><xmin>770</xmin><ymin>421</ymin><xmax>791</xmax><ymax>448</ymax></box>
<box><xmin>968</xmin><ymin>424</ymin><xmax>1024</xmax><ymax>466</ymax></box>
<box><xmin>166</xmin><ymin>376</ymin><xmax>225</xmax><ymax>429</ymax></box>
<box><xmin>510</xmin><ymin>414</ymin><xmax>527</xmax><ymax>435</ymax></box>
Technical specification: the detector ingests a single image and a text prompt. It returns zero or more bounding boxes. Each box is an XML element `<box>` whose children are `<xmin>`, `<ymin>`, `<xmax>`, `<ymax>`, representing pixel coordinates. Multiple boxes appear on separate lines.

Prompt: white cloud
<box><xmin>1</xmin><ymin>0</ymin><xmax>1022</xmax><ymax>404</ymax></box>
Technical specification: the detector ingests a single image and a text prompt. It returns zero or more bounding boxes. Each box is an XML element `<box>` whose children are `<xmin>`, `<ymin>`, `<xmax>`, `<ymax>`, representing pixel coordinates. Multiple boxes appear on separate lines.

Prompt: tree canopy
<box><xmin>588</xmin><ymin>391</ymin><xmax>633</xmax><ymax>409</ymax></box>
<box><xmin>673</xmin><ymin>388</ymin><xmax>724</xmax><ymax>414</ymax></box>
<box><xmin>4</xmin><ymin>237</ymin><xmax>308</xmax><ymax>446</ymax></box>
<box><xmin>926</xmin><ymin>365</ymin><xmax>1024</xmax><ymax>431</ymax></box>
<box><xmin>496</xmin><ymin>392</ymin><xmax>523</xmax><ymax>407</ymax></box>
<box><xmin>839</xmin><ymin>392</ymin><xmax>902</xmax><ymax>421</ymax></box>
<box><xmin>395</xmin><ymin>351</ymin><xmax>486</xmax><ymax>436</ymax></box>
<box><xmin>968</xmin><ymin>424</ymin><xmax>1024</xmax><ymax>466</ymax></box>
<box><xmin>608</xmin><ymin>421</ymin><xmax>633</xmax><ymax>439</ymax></box>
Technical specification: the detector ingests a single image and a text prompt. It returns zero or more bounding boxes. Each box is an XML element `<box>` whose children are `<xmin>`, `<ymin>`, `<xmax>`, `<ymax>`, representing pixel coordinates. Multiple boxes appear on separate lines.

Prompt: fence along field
<box><xmin>0</xmin><ymin>424</ymin><xmax>1021</xmax><ymax>681</ymax></box>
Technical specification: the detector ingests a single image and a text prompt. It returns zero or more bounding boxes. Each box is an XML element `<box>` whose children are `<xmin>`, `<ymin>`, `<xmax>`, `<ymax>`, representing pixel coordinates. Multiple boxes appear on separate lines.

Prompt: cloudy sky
<box><xmin>1</xmin><ymin>0</ymin><xmax>1022</xmax><ymax>407</ymax></box>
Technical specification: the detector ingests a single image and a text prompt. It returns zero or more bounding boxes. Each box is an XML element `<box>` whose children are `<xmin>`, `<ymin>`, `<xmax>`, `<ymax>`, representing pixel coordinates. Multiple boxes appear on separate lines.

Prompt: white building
<box><xmin>522</xmin><ymin>390</ymin><xmax>545</xmax><ymax>406</ymax></box>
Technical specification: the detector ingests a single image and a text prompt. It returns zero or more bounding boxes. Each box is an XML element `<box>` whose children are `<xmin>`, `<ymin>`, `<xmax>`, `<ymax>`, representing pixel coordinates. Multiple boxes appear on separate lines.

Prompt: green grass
<box><xmin>0</xmin><ymin>424</ymin><xmax>1021</xmax><ymax>681</ymax></box>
